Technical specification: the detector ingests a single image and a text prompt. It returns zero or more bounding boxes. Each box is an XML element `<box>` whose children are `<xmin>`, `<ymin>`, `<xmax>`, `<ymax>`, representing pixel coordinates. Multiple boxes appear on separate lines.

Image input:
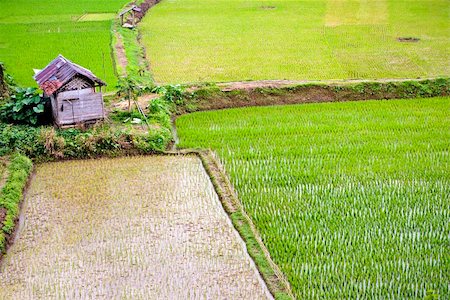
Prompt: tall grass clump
<box><xmin>0</xmin><ymin>123</ymin><xmax>171</xmax><ymax>160</ymax></box>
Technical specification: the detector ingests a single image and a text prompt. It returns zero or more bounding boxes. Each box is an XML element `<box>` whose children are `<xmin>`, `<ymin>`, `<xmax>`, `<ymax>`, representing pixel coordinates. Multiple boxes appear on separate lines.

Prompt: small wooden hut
<box><xmin>119</xmin><ymin>5</ymin><xmax>141</xmax><ymax>28</ymax></box>
<box><xmin>34</xmin><ymin>55</ymin><xmax>106</xmax><ymax>127</ymax></box>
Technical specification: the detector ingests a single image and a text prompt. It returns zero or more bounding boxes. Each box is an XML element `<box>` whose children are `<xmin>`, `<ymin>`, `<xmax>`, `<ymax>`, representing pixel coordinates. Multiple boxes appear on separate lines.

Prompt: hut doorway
<box><xmin>61</xmin><ymin>98</ymin><xmax>79</xmax><ymax>124</ymax></box>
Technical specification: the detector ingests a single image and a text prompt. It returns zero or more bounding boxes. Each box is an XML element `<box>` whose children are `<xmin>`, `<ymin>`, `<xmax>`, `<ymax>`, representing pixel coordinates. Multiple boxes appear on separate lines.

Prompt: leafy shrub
<box><xmin>152</xmin><ymin>84</ymin><xmax>184</xmax><ymax>105</ymax></box>
<box><xmin>132</xmin><ymin>128</ymin><xmax>171</xmax><ymax>152</ymax></box>
<box><xmin>0</xmin><ymin>88</ymin><xmax>48</xmax><ymax>125</ymax></box>
<box><xmin>148</xmin><ymin>97</ymin><xmax>171</xmax><ymax>115</ymax></box>
<box><xmin>148</xmin><ymin>110</ymin><xmax>171</xmax><ymax>129</ymax></box>
<box><xmin>0</xmin><ymin>62</ymin><xmax>17</xmax><ymax>102</ymax></box>
<box><xmin>0</xmin><ymin>124</ymin><xmax>43</xmax><ymax>156</ymax></box>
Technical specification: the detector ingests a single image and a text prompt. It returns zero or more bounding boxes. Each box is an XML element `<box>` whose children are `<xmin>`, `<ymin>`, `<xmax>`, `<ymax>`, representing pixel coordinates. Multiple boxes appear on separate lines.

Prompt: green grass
<box><xmin>0</xmin><ymin>0</ymin><xmax>129</xmax><ymax>90</ymax></box>
<box><xmin>0</xmin><ymin>157</ymin><xmax>8</xmax><ymax>190</ymax></box>
<box><xmin>177</xmin><ymin>97</ymin><xmax>450</xmax><ymax>298</ymax></box>
<box><xmin>141</xmin><ymin>0</ymin><xmax>450</xmax><ymax>84</ymax></box>
<box><xmin>0</xmin><ymin>153</ymin><xmax>32</xmax><ymax>254</ymax></box>
<box><xmin>78</xmin><ymin>13</ymin><xmax>116</xmax><ymax>22</ymax></box>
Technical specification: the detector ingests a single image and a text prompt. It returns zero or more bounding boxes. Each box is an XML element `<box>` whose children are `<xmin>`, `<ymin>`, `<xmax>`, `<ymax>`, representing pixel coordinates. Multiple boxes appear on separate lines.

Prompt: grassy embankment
<box><xmin>0</xmin><ymin>154</ymin><xmax>32</xmax><ymax>256</ymax></box>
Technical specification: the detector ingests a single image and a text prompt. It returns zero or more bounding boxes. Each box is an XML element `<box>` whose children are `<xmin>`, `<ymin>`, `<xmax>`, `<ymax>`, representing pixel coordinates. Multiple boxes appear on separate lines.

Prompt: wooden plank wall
<box><xmin>56</xmin><ymin>88</ymin><xmax>104</xmax><ymax>125</ymax></box>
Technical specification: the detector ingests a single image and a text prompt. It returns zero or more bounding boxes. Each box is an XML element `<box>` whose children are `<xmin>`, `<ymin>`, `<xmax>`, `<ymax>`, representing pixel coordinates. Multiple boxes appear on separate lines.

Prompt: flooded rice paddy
<box><xmin>0</xmin><ymin>155</ymin><xmax>271</xmax><ymax>299</ymax></box>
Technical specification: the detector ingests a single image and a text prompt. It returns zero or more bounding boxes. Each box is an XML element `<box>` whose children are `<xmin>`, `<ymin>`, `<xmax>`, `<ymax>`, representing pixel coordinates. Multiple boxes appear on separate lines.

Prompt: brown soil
<box><xmin>0</xmin><ymin>208</ymin><xmax>6</xmax><ymax>227</ymax></box>
<box><xmin>133</xmin><ymin>0</ymin><xmax>162</xmax><ymax>23</ymax></box>
<box><xmin>114</xmin><ymin>33</ymin><xmax>128</xmax><ymax>75</ymax></box>
<box><xmin>191</xmin><ymin>85</ymin><xmax>343</xmax><ymax>112</ymax></box>
<box><xmin>260</xmin><ymin>6</ymin><xmax>276</xmax><ymax>10</ymax></box>
<box><xmin>183</xmin><ymin>78</ymin><xmax>446</xmax><ymax>113</ymax></box>
<box><xmin>111</xmin><ymin>93</ymin><xmax>159</xmax><ymax>112</ymax></box>
<box><xmin>0</xmin><ymin>63</ymin><xmax>9</xmax><ymax>99</ymax></box>
<box><xmin>215</xmin><ymin>77</ymin><xmax>433</xmax><ymax>92</ymax></box>
<box><xmin>397</xmin><ymin>37</ymin><xmax>420</xmax><ymax>42</ymax></box>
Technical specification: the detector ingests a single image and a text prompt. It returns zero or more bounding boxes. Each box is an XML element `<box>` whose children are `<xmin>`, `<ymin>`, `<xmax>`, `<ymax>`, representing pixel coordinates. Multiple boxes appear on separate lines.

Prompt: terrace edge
<box><xmin>166</xmin><ymin>149</ymin><xmax>296</xmax><ymax>300</ymax></box>
<box><xmin>175</xmin><ymin>77</ymin><xmax>450</xmax><ymax>114</ymax></box>
<box><xmin>0</xmin><ymin>154</ymin><xmax>33</xmax><ymax>262</ymax></box>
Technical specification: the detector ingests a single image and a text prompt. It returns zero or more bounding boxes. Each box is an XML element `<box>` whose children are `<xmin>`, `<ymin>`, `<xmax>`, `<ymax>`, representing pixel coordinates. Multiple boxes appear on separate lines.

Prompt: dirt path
<box><xmin>0</xmin><ymin>156</ymin><xmax>272</xmax><ymax>299</ymax></box>
<box><xmin>114</xmin><ymin>33</ymin><xmax>128</xmax><ymax>76</ymax></box>
<box><xmin>215</xmin><ymin>77</ymin><xmax>439</xmax><ymax>91</ymax></box>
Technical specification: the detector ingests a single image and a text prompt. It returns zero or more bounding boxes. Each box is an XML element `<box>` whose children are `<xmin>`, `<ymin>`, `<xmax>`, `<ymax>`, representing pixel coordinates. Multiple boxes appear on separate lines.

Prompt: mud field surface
<box><xmin>0</xmin><ymin>155</ymin><xmax>271</xmax><ymax>299</ymax></box>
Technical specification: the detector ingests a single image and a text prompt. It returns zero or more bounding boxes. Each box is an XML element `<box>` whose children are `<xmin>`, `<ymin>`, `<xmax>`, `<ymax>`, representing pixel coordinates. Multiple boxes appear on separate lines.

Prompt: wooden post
<box><xmin>128</xmin><ymin>90</ymin><xmax>132</xmax><ymax>112</ymax></box>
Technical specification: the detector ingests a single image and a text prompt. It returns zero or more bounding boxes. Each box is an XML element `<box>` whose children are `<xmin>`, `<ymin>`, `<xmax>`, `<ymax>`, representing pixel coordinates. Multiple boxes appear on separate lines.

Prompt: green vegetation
<box><xmin>0</xmin><ymin>0</ymin><xmax>128</xmax><ymax>89</ymax></box>
<box><xmin>178</xmin><ymin>78</ymin><xmax>450</xmax><ymax>113</ymax></box>
<box><xmin>0</xmin><ymin>157</ymin><xmax>7</xmax><ymax>187</ymax></box>
<box><xmin>78</xmin><ymin>13</ymin><xmax>116</xmax><ymax>22</ymax></box>
<box><xmin>117</xmin><ymin>27</ymin><xmax>152</xmax><ymax>80</ymax></box>
<box><xmin>141</xmin><ymin>0</ymin><xmax>449</xmax><ymax>83</ymax></box>
<box><xmin>0</xmin><ymin>68</ymin><xmax>175</xmax><ymax>161</ymax></box>
<box><xmin>0</xmin><ymin>87</ymin><xmax>48</xmax><ymax>125</ymax></box>
<box><xmin>0</xmin><ymin>122</ymin><xmax>171</xmax><ymax>160</ymax></box>
<box><xmin>0</xmin><ymin>153</ymin><xmax>32</xmax><ymax>255</ymax></box>
<box><xmin>197</xmin><ymin>151</ymin><xmax>293</xmax><ymax>299</ymax></box>
<box><xmin>177</xmin><ymin>97</ymin><xmax>450</xmax><ymax>298</ymax></box>
<box><xmin>0</xmin><ymin>63</ymin><xmax>174</xmax><ymax>160</ymax></box>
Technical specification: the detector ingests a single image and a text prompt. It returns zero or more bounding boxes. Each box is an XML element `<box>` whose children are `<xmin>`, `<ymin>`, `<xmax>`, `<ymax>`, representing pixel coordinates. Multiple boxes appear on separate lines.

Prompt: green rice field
<box><xmin>177</xmin><ymin>97</ymin><xmax>450</xmax><ymax>298</ymax></box>
<box><xmin>141</xmin><ymin>0</ymin><xmax>450</xmax><ymax>83</ymax></box>
<box><xmin>0</xmin><ymin>0</ymin><xmax>128</xmax><ymax>89</ymax></box>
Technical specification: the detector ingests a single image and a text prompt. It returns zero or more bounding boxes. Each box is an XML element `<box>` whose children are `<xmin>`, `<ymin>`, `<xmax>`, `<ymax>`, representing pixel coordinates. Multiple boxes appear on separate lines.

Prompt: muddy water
<box><xmin>0</xmin><ymin>155</ymin><xmax>271</xmax><ymax>299</ymax></box>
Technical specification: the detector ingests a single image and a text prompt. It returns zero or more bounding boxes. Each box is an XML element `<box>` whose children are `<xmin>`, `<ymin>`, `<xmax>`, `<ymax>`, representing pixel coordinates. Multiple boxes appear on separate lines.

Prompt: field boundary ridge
<box><xmin>176</xmin><ymin>77</ymin><xmax>450</xmax><ymax>113</ymax></box>
<box><xmin>0</xmin><ymin>150</ymin><xmax>295</xmax><ymax>299</ymax></box>
<box><xmin>111</xmin><ymin>0</ymin><xmax>160</xmax><ymax>85</ymax></box>
<box><xmin>0</xmin><ymin>154</ymin><xmax>33</xmax><ymax>262</ymax></box>
<box><xmin>165</xmin><ymin>149</ymin><xmax>295</xmax><ymax>300</ymax></box>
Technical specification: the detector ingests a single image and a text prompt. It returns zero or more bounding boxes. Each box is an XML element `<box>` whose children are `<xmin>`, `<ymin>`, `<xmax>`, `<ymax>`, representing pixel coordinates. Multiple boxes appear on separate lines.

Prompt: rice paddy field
<box><xmin>176</xmin><ymin>97</ymin><xmax>450</xmax><ymax>298</ymax></box>
<box><xmin>0</xmin><ymin>0</ymin><xmax>128</xmax><ymax>89</ymax></box>
<box><xmin>141</xmin><ymin>0</ymin><xmax>450</xmax><ymax>84</ymax></box>
<box><xmin>0</xmin><ymin>156</ymin><xmax>271</xmax><ymax>299</ymax></box>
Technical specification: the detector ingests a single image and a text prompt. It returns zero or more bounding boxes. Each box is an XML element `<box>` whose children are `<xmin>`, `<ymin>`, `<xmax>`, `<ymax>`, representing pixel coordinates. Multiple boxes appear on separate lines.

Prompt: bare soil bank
<box><xmin>178</xmin><ymin>78</ymin><xmax>449</xmax><ymax>113</ymax></box>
